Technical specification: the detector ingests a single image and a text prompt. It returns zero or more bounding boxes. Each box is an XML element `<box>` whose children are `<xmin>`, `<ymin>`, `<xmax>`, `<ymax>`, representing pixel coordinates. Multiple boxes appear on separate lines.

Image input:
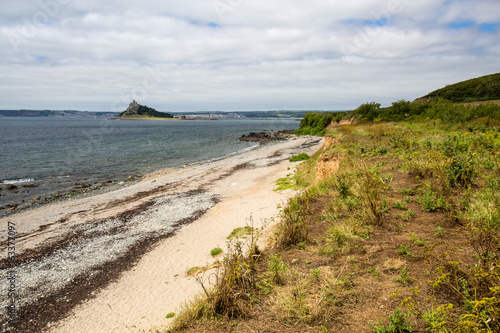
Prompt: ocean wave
<box><xmin>199</xmin><ymin>143</ymin><xmax>260</xmax><ymax>165</ymax></box>
<box><xmin>2</xmin><ymin>178</ymin><xmax>35</xmax><ymax>184</ymax></box>
<box><xmin>235</xmin><ymin>143</ymin><xmax>260</xmax><ymax>155</ymax></box>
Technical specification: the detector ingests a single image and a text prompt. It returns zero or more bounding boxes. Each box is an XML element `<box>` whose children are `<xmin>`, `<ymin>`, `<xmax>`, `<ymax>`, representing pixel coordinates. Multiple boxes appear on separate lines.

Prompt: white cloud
<box><xmin>0</xmin><ymin>0</ymin><xmax>498</xmax><ymax>111</ymax></box>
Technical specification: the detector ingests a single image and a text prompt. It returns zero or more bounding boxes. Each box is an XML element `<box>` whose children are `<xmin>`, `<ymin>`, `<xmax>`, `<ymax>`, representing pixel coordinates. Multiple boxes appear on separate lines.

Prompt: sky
<box><xmin>0</xmin><ymin>0</ymin><xmax>499</xmax><ymax>112</ymax></box>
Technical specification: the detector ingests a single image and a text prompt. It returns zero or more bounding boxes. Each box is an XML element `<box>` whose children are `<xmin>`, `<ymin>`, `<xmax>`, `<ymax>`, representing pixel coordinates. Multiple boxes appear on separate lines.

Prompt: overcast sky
<box><xmin>1</xmin><ymin>0</ymin><xmax>499</xmax><ymax>112</ymax></box>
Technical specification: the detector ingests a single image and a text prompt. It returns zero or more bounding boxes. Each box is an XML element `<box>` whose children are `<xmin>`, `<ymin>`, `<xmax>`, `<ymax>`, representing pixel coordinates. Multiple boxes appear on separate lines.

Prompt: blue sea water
<box><xmin>0</xmin><ymin>116</ymin><xmax>299</xmax><ymax>214</ymax></box>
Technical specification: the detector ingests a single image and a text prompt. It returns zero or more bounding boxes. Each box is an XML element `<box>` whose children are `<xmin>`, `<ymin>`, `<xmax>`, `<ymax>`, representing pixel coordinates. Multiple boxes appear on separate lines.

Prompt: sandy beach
<box><xmin>0</xmin><ymin>136</ymin><xmax>323</xmax><ymax>333</ymax></box>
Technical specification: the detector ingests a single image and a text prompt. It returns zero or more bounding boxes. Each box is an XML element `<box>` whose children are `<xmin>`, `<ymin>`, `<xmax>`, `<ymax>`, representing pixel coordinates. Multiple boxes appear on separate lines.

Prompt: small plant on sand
<box><xmin>394</xmin><ymin>267</ymin><xmax>415</xmax><ymax>286</ymax></box>
<box><xmin>368</xmin><ymin>267</ymin><xmax>381</xmax><ymax>277</ymax></box>
<box><xmin>210</xmin><ymin>247</ymin><xmax>223</xmax><ymax>257</ymax></box>
<box><xmin>310</xmin><ymin>268</ymin><xmax>322</xmax><ymax>281</ymax></box>
<box><xmin>393</xmin><ymin>201</ymin><xmax>407</xmax><ymax>210</ymax></box>
<box><xmin>369</xmin><ymin>308</ymin><xmax>413</xmax><ymax>333</ymax></box>
<box><xmin>398</xmin><ymin>245</ymin><xmax>412</xmax><ymax>257</ymax></box>
<box><xmin>409</xmin><ymin>232</ymin><xmax>427</xmax><ymax>247</ymax></box>
<box><xmin>187</xmin><ymin>266</ymin><xmax>202</xmax><ymax>276</ymax></box>
<box><xmin>398</xmin><ymin>209</ymin><xmax>415</xmax><ymax>222</ymax></box>
<box><xmin>268</xmin><ymin>254</ymin><xmax>288</xmax><ymax>285</ymax></box>
<box><xmin>227</xmin><ymin>226</ymin><xmax>255</xmax><ymax>239</ymax></box>
<box><xmin>400</xmin><ymin>188</ymin><xmax>415</xmax><ymax>196</ymax></box>
<box><xmin>275</xmin><ymin>175</ymin><xmax>299</xmax><ymax>191</ymax></box>
<box><xmin>433</xmin><ymin>227</ymin><xmax>445</xmax><ymax>238</ymax></box>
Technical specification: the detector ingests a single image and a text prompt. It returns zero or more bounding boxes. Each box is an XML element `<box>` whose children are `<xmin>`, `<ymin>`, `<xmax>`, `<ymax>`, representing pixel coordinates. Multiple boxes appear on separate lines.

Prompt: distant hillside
<box><xmin>422</xmin><ymin>72</ymin><xmax>500</xmax><ymax>103</ymax></box>
<box><xmin>116</xmin><ymin>100</ymin><xmax>173</xmax><ymax>119</ymax></box>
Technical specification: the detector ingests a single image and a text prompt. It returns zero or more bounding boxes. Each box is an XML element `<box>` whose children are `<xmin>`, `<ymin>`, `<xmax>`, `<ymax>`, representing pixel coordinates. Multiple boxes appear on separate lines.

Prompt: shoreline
<box><xmin>0</xmin><ymin>136</ymin><xmax>323</xmax><ymax>333</ymax></box>
<box><xmin>0</xmin><ymin>141</ymin><xmax>262</xmax><ymax>219</ymax></box>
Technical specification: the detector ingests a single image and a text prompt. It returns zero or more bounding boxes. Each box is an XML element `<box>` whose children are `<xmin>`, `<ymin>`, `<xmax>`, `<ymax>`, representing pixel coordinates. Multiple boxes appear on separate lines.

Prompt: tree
<box><xmin>390</xmin><ymin>100</ymin><xmax>411</xmax><ymax>117</ymax></box>
<box><xmin>354</xmin><ymin>102</ymin><xmax>381</xmax><ymax>121</ymax></box>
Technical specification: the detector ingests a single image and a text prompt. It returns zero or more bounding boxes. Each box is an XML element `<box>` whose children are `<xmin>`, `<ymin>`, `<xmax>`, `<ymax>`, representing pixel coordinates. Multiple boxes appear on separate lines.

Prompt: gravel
<box><xmin>0</xmin><ymin>190</ymin><xmax>218</xmax><ymax>319</ymax></box>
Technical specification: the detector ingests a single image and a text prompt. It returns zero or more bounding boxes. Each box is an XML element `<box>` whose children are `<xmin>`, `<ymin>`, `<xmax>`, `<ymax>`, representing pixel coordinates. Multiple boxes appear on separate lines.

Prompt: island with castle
<box><xmin>115</xmin><ymin>100</ymin><xmax>174</xmax><ymax>119</ymax></box>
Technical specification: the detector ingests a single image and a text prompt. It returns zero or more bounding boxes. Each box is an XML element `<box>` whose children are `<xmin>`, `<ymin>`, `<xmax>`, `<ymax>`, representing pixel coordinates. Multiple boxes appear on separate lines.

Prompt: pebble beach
<box><xmin>0</xmin><ymin>136</ymin><xmax>323</xmax><ymax>333</ymax></box>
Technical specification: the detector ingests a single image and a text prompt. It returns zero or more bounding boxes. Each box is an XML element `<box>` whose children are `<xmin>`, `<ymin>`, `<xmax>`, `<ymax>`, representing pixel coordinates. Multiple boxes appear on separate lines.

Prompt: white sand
<box><xmin>1</xmin><ymin>137</ymin><xmax>323</xmax><ymax>333</ymax></box>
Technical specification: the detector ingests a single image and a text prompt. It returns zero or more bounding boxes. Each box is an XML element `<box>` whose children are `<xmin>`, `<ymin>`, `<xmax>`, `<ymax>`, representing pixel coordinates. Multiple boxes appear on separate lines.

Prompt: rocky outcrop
<box><xmin>239</xmin><ymin>130</ymin><xmax>295</xmax><ymax>142</ymax></box>
<box><xmin>315</xmin><ymin>154</ymin><xmax>341</xmax><ymax>182</ymax></box>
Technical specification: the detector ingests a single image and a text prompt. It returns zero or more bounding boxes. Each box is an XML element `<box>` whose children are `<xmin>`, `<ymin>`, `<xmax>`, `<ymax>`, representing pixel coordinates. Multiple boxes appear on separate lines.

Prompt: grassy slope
<box><xmin>422</xmin><ymin>72</ymin><xmax>500</xmax><ymax>103</ymax></box>
<box><xmin>165</xmin><ymin>120</ymin><xmax>500</xmax><ymax>333</ymax></box>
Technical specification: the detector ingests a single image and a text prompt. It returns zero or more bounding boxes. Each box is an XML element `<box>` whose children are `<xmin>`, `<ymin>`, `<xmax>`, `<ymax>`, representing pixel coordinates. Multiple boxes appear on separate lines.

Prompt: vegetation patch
<box><xmin>274</xmin><ymin>174</ymin><xmax>300</xmax><ymax>191</ymax></box>
<box><xmin>289</xmin><ymin>153</ymin><xmax>310</xmax><ymax>162</ymax></box>
<box><xmin>210</xmin><ymin>247</ymin><xmax>223</xmax><ymax>257</ymax></box>
<box><xmin>227</xmin><ymin>226</ymin><xmax>255</xmax><ymax>239</ymax></box>
<box><xmin>166</xmin><ymin>80</ymin><xmax>500</xmax><ymax>332</ymax></box>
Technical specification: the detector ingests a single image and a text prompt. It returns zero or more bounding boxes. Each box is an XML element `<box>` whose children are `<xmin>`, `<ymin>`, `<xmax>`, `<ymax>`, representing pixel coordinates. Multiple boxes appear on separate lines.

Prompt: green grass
<box><xmin>187</xmin><ymin>266</ymin><xmax>202</xmax><ymax>276</ymax></box>
<box><xmin>275</xmin><ymin>175</ymin><xmax>300</xmax><ymax>191</ymax></box>
<box><xmin>289</xmin><ymin>153</ymin><xmax>311</xmax><ymax>162</ymax></box>
<box><xmin>227</xmin><ymin>226</ymin><xmax>255</xmax><ymax>239</ymax></box>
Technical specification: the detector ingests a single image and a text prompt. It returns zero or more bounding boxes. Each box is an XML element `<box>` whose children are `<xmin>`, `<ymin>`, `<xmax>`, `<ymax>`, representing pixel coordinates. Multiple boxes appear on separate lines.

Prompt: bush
<box><xmin>211</xmin><ymin>247</ymin><xmax>223</xmax><ymax>256</ymax></box>
<box><xmin>445</xmin><ymin>155</ymin><xmax>476</xmax><ymax>188</ymax></box>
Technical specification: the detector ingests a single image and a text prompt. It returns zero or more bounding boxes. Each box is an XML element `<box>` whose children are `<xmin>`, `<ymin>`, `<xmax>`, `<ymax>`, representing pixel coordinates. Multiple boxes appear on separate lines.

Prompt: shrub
<box><xmin>335</xmin><ymin>175</ymin><xmax>351</xmax><ymax>198</ymax></box>
<box><xmin>268</xmin><ymin>254</ymin><xmax>288</xmax><ymax>285</ymax></box>
<box><xmin>445</xmin><ymin>155</ymin><xmax>476</xmax><ymax>188</ymax></box>
<box><xmin>361</xmin><ymin>169</ymin><xmax>386</xmax><ymax>224</ymax></box>
<box><xmin>211</xmin><ymin>247</ymin><xmax>223</xmax><ymax>257</ymax></box>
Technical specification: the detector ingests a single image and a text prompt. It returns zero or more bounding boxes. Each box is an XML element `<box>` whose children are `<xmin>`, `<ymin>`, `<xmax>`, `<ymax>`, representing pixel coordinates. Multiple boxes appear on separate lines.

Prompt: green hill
<box><xmin>117</xmin><ymin>100</ymin><xmax>173</xmax><ymax>119</ymax></box>
<box><xmin>422</xmin><ymin>72</ymin><xmax>500</xmax><ymax>103</ymax></box>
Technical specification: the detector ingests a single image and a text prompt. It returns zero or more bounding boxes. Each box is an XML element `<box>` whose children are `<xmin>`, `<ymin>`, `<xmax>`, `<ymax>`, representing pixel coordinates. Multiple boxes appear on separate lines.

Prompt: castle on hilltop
<box><xmin>124</xmin><ymin>100</ymin><xmax>140</xmax><ymax>115</ymax></box>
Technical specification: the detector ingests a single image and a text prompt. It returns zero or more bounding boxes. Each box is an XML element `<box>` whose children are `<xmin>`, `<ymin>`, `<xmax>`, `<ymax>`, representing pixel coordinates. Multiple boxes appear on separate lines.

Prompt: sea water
<box><xmin>0</xmin><ymin>116</ymin><xmax>299</xmax><ymax>215</ymax></box>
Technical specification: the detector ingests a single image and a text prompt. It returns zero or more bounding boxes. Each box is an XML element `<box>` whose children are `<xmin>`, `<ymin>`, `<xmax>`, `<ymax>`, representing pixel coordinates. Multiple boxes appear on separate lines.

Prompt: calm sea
<box><xmin>0</xmin><ymin>117</ymin><xmax>299</xmax><ymax>215</ymax></box>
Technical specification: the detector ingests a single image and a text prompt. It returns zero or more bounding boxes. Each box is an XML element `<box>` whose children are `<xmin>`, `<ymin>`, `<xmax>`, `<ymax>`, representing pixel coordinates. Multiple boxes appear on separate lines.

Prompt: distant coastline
<box><xmin>0</xmin><ymin>110</ymin><xmax>118</xmax><ymax>117</ymax></box>
<box><xmin>0</xmin><ymin>109</ymin><xmax>344</xmax><ymax>119</ymax></box>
